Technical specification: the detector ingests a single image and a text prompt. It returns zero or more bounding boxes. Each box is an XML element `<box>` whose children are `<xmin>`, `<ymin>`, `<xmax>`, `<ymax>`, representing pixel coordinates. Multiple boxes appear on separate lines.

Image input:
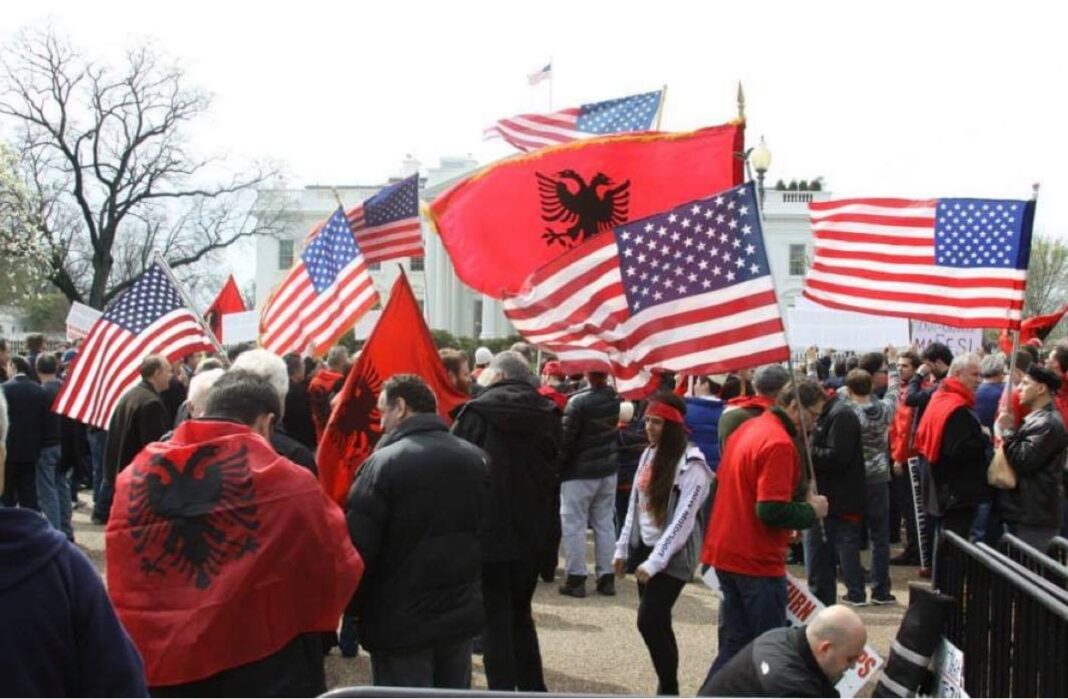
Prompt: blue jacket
<box><xmin>975</xmin><ymin>381</ymin><xmax>1004</xmax><ymax>431</ymax></box>
<box><xmin>0</xmin><ymin>508</ymin><xmax>147</xmax><ymax>696</ymax></box>
<box><xmin>685</xmin><ymin>397</ymin><xmax>725</xmax><ymax>471</ymax></box>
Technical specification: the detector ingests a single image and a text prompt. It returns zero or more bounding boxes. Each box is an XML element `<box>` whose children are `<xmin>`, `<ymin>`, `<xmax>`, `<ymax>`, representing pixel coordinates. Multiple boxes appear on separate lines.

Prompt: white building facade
<box><xmin>253</xmin><ymin>160</ymin><xmax>828</xmax><ymax>344</ymax></box>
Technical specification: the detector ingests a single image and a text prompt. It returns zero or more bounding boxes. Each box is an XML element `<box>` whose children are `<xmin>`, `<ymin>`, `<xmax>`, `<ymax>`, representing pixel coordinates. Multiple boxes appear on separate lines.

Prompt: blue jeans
<box><xmin>805</xmin><ymin>515</ymin><xmax>864</xmax><ymax>605</ymax></box>
<box><xmin>702</xmin><ymin>570</ymin><xmax>786</xmax><ymax>685</ymax></box>
<box><xmin>865</xmin><ymin>482</ymin><xmax>891</xmax><ymax>598</ymax></box>
<box><xmin>88</xmin><ymin>429</ymin><xmax>107</xmax><ymax>503</ymax></box>
<box><xmin>35</xmin><ymin>445</ymin><xmax>73</xmax><ymax>539</ymax></box>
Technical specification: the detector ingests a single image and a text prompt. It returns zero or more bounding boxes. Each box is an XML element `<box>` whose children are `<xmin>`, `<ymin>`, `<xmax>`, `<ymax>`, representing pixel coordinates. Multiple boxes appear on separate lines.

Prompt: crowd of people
<box><xmin>1</xmin><ymin>331</ymin><xmax>1066</xmax><ymax>697</ymax></box>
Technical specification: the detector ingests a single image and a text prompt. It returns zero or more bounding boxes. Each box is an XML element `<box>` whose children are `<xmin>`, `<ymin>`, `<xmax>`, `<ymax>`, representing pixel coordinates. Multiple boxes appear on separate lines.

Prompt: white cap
<box><xmin>474</xmin><ymin>347</ymin><xmax>493</xmax><ymax>366</ymax></box>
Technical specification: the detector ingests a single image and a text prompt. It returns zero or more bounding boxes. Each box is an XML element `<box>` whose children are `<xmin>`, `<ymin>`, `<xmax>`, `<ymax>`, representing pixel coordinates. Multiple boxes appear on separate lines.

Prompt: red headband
<box><xmin>646</xmin><ymin>401</ymin><xmax>684</xmax><ymax>424</ymax></box>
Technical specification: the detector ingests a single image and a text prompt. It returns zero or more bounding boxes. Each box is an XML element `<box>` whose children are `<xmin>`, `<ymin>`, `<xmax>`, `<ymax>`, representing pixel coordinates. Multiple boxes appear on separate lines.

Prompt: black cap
<box><xmin>1027</xmin><ymin>365</ymin><xmax>1061</xmax><ymax>393</ymax></box>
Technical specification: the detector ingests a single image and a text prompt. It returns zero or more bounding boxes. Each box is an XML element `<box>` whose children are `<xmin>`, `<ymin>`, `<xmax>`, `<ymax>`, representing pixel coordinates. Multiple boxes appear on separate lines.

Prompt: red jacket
<box><xmin>889</xmin><ymin>389</ymin><xmax>916</xmax><ymax>464</ymax></box>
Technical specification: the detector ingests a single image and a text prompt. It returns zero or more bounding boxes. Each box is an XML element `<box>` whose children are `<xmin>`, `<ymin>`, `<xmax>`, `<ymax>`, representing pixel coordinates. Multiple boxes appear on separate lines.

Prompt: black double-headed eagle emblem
<box><xmin>536</xmin><ymin>170</ymin><xmax>631</xmax><ymax>247</ymax></box>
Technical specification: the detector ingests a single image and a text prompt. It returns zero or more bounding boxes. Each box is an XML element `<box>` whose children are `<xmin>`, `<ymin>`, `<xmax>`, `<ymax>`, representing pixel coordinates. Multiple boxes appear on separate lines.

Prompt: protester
<box><xmin>279</xmin><ymin>353</ymin><xmax>317</xmax><ymax>450</ymax></box>
<box><xmin>452</xmin><ymin>351</ymin><xmax>561</xmax><ymax>691</ymax></box>
<box><xmin>1047</xmin><ymin>343</ymin><xmax>1068</xmax><ymax>537</ymax></box>
<box><xmin>975</xmin><ymin>355</ymin><xmax>1006</xmax><ymax>431</ymax></box>
<box><xmin>472</xmin><ymin>346</ymin><xmax>493</xmax><ymax>380</ymax></box>
<box><xmin>718</xmin><ymin>365</ymin><xmax>791</xmax><ymax>450</ymax></box>
<box><xmin>309</xmin><ymin>345</ymin><xmax>350</xmax><ymax>440</ymax></box>
<box><xmin>35</xmin><ymin>354</ymin><xmax>73</xmax><ymax>539</ymax></box>
<box><xmin>557</xmin><ymin>370</ymin><xmax>621</xmax><ymax>598</ymax></box>
<box><xmin>995</xmin><ymin>366</ymin><xmax>1068</xmax><ymax>550</ymax></box>
<box><xmin>24</xmin><ymin>333</ymin><xmax>45</xmax><ymax>383</ymax></box>
<box><xmin>106</xmin><ymin>371</ymin><xmax>362</xmax><ymax>696</ymax></box>
<box><xmin>720</xmin><ymin>369</ymin><xmax>755</xmax><ymax>401</ymax></box>
<box><xmin>538</xmin><ymin>360</ymin><xmax>569</xmax><ymax>410</ymax></box>
<box><xmin>440</xmin><ymin>348</ymin><xmax>474</xmax><ymax>396</ymax></box>
<box><xmin>806</xmin><ymin>370</ymin><xmax>868</xmax><ymax>607</ymax></box>
<box><xmin>509</xmin><ymin>341</ymin><xmax>536</xmax><ymax>369</ymax></box>
<box><xmin>614</xmin><ymin>392</ymin><xmax>712</xmax><ymax>695</ymax></box>
<box><xmin>914</xmin><ymin>353</ymin><xmax>990</xmax><ymax>541</ymax></box>
<box><xmin>843</xmin><ymin>369</ymin><xmax>896</xmax><ymax>604</ymax></box>
<box><xmin>681</xmin><ymin>376</ymin><xmax>722</xmax><ymax>469</ymax></box>
<box><xmin>0</xmin><ymin>339</ymin><xmax>9</xmax><ymax>382</ymax></box>
<box><xmin>185</xmin><ymin>368</ymin><xmax>225</xmax><ymax>419</ymax></box>
<box><xmin>701</xmin><ymin>379</ymin><xmax>829</xmax><ymax>682</ymax></box>
<box><xmin>94</xmin><ymin>354</ymin><xmax>172</xmax><ymax>524</ymax></box>
<box><xmin>233</xmin><ymin>349</ymin><xmax>318</xmax><ymax>476</ymax></box>
<box><xmin>2</xmin><ymin>356</ymin><xmax>49</xmax><ymax>510</ymax></box>
<box><xmin>889</xmin><ymin>350</ymin><xmax>924</xmax><ymax>566</ymax></box>
<box><xmin>699</xmin><ymin>605</ymin><xmax>868</xmax><ymax>698</ymax></box>
<box><xmin>160</xmin><ymin>354</ymin><xmax>195</xmax><ymax>425</ymax></box>
<box><xmin>346</xmin><ymin>374</ymin><xmax>490</xmax><ymax>688</ymax></box>
<box><xmin>1</xmin><ymin>494</ymin><xmax>148</xmax><ymax>695</ymax></box>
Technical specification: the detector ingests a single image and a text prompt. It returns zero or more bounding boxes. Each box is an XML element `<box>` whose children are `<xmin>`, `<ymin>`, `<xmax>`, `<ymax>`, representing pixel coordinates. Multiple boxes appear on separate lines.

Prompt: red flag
<box><xmin>999</xmin><ymin>303</ymin><xmax>1068</xmax><ymax>355</ymax></box>
<box><xmin>428</xmin><ymin>122</ymin><xmax>744</xmax><ymax>298</ymax></box>
<box><xmin>205</xmin><ymin>275</ymin><xmax>247</xmax><ymax>343</ymax></box>
<box><xmin>106</xmin><ymin>419</ymin><xmax>362</xmax><ymax>687</ymax></box>
<box><xmin>317</xmin><ymin>272</ymin><xmax>469</xmax><ymax>505</ymax></box>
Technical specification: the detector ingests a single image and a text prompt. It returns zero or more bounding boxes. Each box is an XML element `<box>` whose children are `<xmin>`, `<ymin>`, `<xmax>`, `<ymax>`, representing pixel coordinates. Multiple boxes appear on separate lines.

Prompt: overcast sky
<box><xmin>5</xmin><ymin>1</ymin><xmax>1067</xmax><ymax>287</ymax></box>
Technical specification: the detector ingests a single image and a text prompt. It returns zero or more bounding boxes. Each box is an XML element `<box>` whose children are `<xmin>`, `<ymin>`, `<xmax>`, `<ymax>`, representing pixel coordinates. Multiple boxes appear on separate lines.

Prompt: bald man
<box><xmin>699</xmin><ymin>605</ymin><xmax>867</xmax><ymax>697</ymax></box>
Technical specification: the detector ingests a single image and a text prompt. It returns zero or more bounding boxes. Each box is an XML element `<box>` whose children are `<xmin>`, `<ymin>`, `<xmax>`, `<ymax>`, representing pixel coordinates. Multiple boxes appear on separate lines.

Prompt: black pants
<box><xmin>370</xmin><ymin>638</ymin><xmax>473</xmax><ymax>689</ymax></box>
<box><xmin>632</xmin><ymin>543</ymin><xmax>687</xmax><ymax>696</ymax></box>
<box><xmin>1</xmin><ymin>461</ymin><xmax>38</xmax><ymax>510</ymax></box>
<box><xmin>482</xmin><ymin>558</ymin><xmax>546</xmax><ymax>691</ymax></box>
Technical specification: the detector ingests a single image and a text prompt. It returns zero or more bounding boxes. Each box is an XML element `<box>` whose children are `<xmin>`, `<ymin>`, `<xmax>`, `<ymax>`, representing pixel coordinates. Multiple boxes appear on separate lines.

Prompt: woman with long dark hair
<box><xmin>613</xmin><ymin>392</ymin><xmax>713</xmax><ymax>695</ymax></box>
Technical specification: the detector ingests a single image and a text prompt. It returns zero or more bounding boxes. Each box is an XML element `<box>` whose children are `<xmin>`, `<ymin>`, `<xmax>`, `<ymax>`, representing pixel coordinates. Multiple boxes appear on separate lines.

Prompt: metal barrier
<box><xmin>1050</xmin><ymin>536</ymin><xmax>1068</xmax><ymax>566</ymax></box>
<box><xmin>999</xmin><ymin>533</ymin><xmax>1068</xmax><ymax>589</ymax></box>
<box><xmin>935</xmin><ymin>530</ymin><xmax>1068</xmax><ymax>697</ymax></box>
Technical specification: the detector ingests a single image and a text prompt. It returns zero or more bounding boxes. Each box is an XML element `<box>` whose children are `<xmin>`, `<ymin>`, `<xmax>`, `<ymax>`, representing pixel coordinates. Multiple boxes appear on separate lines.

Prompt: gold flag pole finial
<box><xmin>737</xmin><ymin>81</ymin><xmax>746</xmax><ymax>123</ymax></box>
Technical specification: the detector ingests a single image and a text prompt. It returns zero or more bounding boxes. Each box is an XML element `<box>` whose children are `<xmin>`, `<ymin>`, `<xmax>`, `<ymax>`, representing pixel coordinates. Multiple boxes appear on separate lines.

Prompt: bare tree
<box><xmin>0</xmin><ymin>27</ymin><xmax>284</xmax><ymax>310</ymax></box>
<box><xmin>1023</xmin><ymin>236</ymin><xmax>1068</xmax><ymax>318</ymax></box>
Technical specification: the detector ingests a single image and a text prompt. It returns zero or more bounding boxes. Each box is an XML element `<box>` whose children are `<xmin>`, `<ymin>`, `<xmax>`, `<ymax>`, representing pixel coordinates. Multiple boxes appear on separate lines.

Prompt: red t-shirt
<box><xmin>702</xmin><ymin>410</ymin><xmax>800</xmax><ymax>577</ymax></box>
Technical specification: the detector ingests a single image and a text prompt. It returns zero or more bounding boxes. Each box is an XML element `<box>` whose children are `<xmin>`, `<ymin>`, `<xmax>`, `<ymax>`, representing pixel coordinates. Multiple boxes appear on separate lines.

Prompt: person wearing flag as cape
<box><xmin>106</xmin><ymin>370</ymin><xmax>362</xmax><ymax>696</ymax></box>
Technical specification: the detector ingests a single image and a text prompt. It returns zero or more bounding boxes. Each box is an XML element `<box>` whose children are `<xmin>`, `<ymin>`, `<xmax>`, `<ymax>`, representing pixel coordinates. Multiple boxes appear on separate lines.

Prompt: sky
<box><xmin>4</xmin><ymin>1</ymin><xmax>1068</xmax><ymax>287</ymax></box>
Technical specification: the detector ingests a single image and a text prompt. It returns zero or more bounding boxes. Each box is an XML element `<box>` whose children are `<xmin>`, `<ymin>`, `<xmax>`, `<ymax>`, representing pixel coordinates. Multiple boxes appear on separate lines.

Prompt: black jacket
<box><xmin>40</xmin><ymin>378</ymin><xmax>63</xmax><ymax>448</ymax></box>
<box><xmin>271</xmin><ymin>427</ymin><xmax>318</xmax><ymax>477</ymax></box>
<box><xmin>810</xmin><ymin>395</ymin><xmax>867</xmax><ymax>517</ymax></box>
<box><xmin>283</xmin><ymin>380</ymin><xmax>317</xmax><ymax>450</ymax></box>
<box><xmin>2</xmin><ymin>375</ymin><xmax>49</xmax><ymax>463</ymax></box>
<box><xmin>699</xmin><ymin>626</ymin><xmax>838</xmax><ymax>698</ymax></box>
<box><xmin>452</xmin><ymin>380</ymin><xmax>562</xmax><ymax>562</ymax></box>
<box><xmin>560</xmin><ymin>384</ymin><xmax>620</xmax><ymax>482</ymax></box>
<box><xmin>997</xmin><ymin>402</ymin><xmax>1068</xmax><ymax>528</ymax></box>
<box><xmin>931</xmin><ymin>406</ymin><xmax>990</xmax><ymax>513</ymax></box>
<box><xmin>346</xmin><ymin>413</ymin><xmax>490</xmax><ymax>652</ymax></box>
<box><xmin>103</xmin><ymin>381</ymin><xmax>169</xmax><ymax>484</ymax></box>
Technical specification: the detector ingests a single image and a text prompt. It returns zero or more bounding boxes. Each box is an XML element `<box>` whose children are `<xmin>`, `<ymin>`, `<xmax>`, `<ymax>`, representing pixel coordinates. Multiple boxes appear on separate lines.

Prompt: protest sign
<box><xmin>65</xmin><ymin>301</ymin><xmax>103</xmax><ymax>341</ymax></box>
<box><xmin>221</xmin><ymin>310</ymin><xmax>260</xmax><ymax>344</ymax></box>
<box><xmin>911</xmin><ymin>321</ymin><xmax>984</xmax><ymax>354</ymax></box>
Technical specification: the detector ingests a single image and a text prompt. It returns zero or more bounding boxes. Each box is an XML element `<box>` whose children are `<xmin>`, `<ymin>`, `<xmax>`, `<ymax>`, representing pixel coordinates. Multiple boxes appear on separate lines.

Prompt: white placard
<box><xmin>911</xmin><ymin>321</ymin><xmax>984</xmax><ymax>355</ymax></box>
<box><xmin>221</xmin><ymin>310</ymin><xmax>260</xmax><ymax>345</ymax></box>
<box><xmin>785</xmin><ymin>573</ymin><xmax>885</xmax><ymax>697</ymax></box>
<box><xmin>787</xmin><ymin>298</ymin><xmax>911</xmax><ymax>351</ymax></box>
<box><xmin>932</xmin><ymin>637</ymin><xmax>968</xmax><ymax>698</ymax></box>
<box><xmin>65</xmin><ymin>301</ymin><xmax>103</xmax><ymax>341</ymax></box>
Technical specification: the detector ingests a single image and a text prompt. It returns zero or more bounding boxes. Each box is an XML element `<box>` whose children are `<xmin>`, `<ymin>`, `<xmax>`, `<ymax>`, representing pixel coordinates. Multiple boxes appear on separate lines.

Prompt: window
<box><xmin>789</xmin><ymin>244</ymin><xmax>807</xmax><ymax>276</ymax></box>
<box><xmin>473</xmin><ymin>299</ymin><xmax>483</xmax><ymax>338</ymax></box>
<box><xmin>410</xmin><ymin>257</ymin><xmax>425</xmax><ymax>272</ymax></box>
<box><xmin>278</xmin><ymin>239</ymin><xmax>294</xmax><ymax>270</ymax></box>
<box><xmin>368</xmin><ymin>261</ymin><xmax>381</xmax><ymax>271</ymax></box>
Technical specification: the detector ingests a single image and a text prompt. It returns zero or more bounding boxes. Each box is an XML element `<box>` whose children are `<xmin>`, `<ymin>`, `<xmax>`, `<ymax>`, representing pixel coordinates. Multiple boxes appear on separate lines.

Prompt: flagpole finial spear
<box><xmin>332</xmin><ymin>187</ymin><xmax>345</xmax><ymax>211</ymax></box>
<box><xmin>1032</xmin><ymin>182</ymin><xmax>1041</xmax><ymax>201</ymax></box>
<box><xmin>737</xmin><ymin>81</ymin><xmax>746</xmax><ymax>123</ymax></box>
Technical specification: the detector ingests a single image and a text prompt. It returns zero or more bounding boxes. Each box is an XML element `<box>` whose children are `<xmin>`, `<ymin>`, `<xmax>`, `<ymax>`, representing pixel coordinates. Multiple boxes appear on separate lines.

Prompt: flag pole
<box><xmin>152</xmin><ymin>252</ymin><xmax>227</xmax><ymax>356</ymax></box>
<box><xmin>736</xmin><ymin>81</ymin><xmax>746</xmax><ymax>123</ymax></box>
<box><xmin>654</xmin><ymin>84</ymin><xmax>668</xmax><ymax>130</ymax></box>
<box><xmin>999</xmin><ymin>182</ymin><xmax>1042</xmax><ymax>426</ymax></box>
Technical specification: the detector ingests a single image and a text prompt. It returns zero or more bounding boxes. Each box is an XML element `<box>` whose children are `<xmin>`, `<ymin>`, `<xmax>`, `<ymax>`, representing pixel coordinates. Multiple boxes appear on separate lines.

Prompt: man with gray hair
<box><xmin>452</xmin><ymin>351</ymin><xmax>562</xmax><ymax>691</ymax></box>
<box><xmin>717</xmin><ymin>365</ymin><xmax>792</xmax><ymax>450</ymax></box>
<box><xmin>975</xmin><ymin>354</ymin><xmax>1006</xmax><ymax>432</ymax></box>
<box><xmin>914</xmin><ymin>352</ymin><xmax>990</xmax><ymax>540</ymax></box>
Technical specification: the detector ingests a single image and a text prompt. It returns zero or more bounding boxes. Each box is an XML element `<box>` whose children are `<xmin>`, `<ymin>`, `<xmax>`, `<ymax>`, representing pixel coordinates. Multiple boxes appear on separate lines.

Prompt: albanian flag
<box><xmin>998</xmin><ymin>303</ymin><xmax>1068</xmax><ymax>354</ymax></box>
<box><xmin>204</xmin><ymin>275</ymin><xmax>247</xmax><ymax>343</ymax></box>
<box><xmin>106</xmin><ymin>419</ymin><xmax>363</xmax><ymax>688</ymax></box>
<box><xmin>428</xmin><ymin>122</ymin><xmax>744</xmax><ymax>298</ymax></box>
<box><xmin>317</xmin><ymin>272</ymin><xmax>469</xmax><ymax>505</ymax></box>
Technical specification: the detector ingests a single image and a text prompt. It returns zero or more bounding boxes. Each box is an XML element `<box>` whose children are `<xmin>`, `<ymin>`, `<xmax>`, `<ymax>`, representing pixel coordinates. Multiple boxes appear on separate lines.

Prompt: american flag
<box><xmin>260</xmin><ymin>207</ymin><xmax>379</xmax><ymax>356</ymax></box>
<box><xmin>484</xmin><ymin>90</ymin><xmax>663</xmax><ymax>153</ymax></box>
<box><xmin>52</xmin><ymin>264</ymin><xmax>216</xmax><ymax>429</ymax></box>
<box><xmin>803</xmin><ymin>197</ymin><xmax>1035</xmax><ymax>329</ymax></box>
<box><xmin>343</xmin><ymin>174</ymin><xmax>423</xmax><ymax>262</ymax></box>
<box><xmin>528</xmin><ymin>62</ymin><xmax>552</xmax><ymax>85</ymax></box>
<box><xmin>503</xmin><ymin>182</ymin><xmax>790</xmax><ymax>397</ymax></box>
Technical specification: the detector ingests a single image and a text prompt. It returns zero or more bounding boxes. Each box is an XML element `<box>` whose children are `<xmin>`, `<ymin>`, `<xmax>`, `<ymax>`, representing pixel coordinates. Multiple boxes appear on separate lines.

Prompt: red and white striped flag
<box><xmin>53</xmin><ymin>264</ymin><xmax>216</xmax><ymax>429</ymax></box>
<box><xmin>503</xmin><ymin>182</ymin><xmax>789</xmax><ymax>397</ymax></box>
<box><xmin>260</xmin><ymin>207</ymin><xmax>379</xmax><ymax>356</ymax></box>
<box><xmin>803</xmin><ymin>196</ymin><xmax>1035</xmax><ymax>329</ymax></box>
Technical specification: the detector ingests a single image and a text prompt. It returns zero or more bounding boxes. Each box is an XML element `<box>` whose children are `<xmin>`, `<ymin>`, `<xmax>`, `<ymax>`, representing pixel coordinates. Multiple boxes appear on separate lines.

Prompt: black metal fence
<box><xmin>935</xmin><ymin>530</ymin><xmax>1068</xmax><ymax>697</ymax></box>
<box><xmin>1051</xmin><ymin>536</ymin><xmax>1068</xmax><ymax>566</ymax></box>
<box><xmin>999</xmin><ymin>533</ymin><xmax>1068</xmax><ymax>589</ymax></box>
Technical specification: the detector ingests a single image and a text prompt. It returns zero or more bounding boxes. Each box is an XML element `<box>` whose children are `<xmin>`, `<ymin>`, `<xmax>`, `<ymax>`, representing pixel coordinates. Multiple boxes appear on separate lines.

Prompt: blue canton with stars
<box><xmin>102</xmin><ymin>264</ymin><xmax>185</xmax><ymax>334</ymax></box>
<box><xmin>577</xmin><ymin>91</ymin><xmax>662</xmax><ymax>134</ymax></box>
<box><xmin>934</xmin><ymin>198</ymin><xmax>1032</xmax><ymax>269</ymax></box>
<box><xmin>302</xmin><ymin>208</ymin><xmax>361</xmax><ymax>293</ymax></box>
<box><xmin>615</xmin><ymin>182</ymin><xmax>770</xmax><ymax>313</ymax></box>
<box><xmin>363</xmin><ymin>174</ymin><xmax>419</xmax><ymax>227</ymax></box>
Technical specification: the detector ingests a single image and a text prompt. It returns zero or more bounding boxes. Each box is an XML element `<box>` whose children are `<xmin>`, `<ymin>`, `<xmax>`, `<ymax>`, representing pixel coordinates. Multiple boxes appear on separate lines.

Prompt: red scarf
<box><xmin>914</xmin><ymin>378</ymin><xmax>975</xmax><ymax>464</ymax></box>
<box><xmin>726</xmin><ymin>395</ymin><xmax>775</xmax><ymax>411</ymax></box>
<box><xmin>107</xmin><ymin>419</ymin><xmax>363</xmax><ymax>687</ymax></box>
<box><xmin>538</xmin><ymin>385</ymin><xmax>568</xmax><ymax>410</ymax></box>
<box><xmin>1055</xmin><ymin>383</ymin><xmax>1068</xmax><ymax>428</ymax></box>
